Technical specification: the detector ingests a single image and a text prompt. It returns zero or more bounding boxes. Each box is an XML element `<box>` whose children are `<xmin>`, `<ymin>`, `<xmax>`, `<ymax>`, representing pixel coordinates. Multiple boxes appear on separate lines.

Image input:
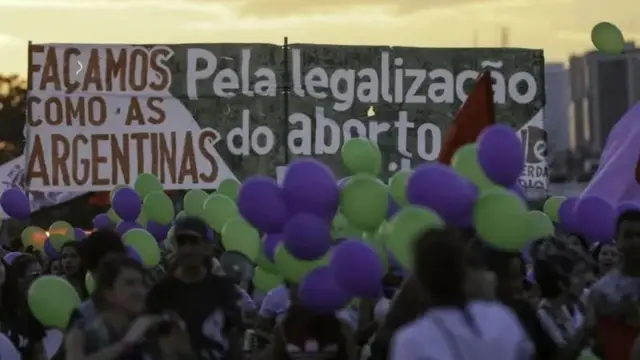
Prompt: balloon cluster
<box><xmin>236</xmin><ymin>126</ymin><xmax>559</xmax><ymax>313</ymax></box>
<box><xmin>2</xmin><ymin>123</ymin><xmax>604</xmax><ymax>321</ymax></box>
<box><xmin>543</xmin><ymin>194</ymin><xmax>633</xmax><ymax>245</ymax></box>
<box><xmin>0</xmin><ymin>189</ymin><xmax>88</xmax><ymax>254</ymax></box>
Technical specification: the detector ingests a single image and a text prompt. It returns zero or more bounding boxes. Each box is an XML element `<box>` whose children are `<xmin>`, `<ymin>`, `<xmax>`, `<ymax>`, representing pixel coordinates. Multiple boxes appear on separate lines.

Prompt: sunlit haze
<box><xmin>0</xmin><ymin>0</ymin><xmax>636</xmax><ymax>75</ymax></box>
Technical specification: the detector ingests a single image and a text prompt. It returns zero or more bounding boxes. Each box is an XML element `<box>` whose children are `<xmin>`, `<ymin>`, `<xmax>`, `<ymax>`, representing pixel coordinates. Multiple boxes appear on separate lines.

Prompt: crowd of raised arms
<box><xmin>0</xmin><ymin>210</ymin><xmax>639</xmax><ymax>360</ymax></box>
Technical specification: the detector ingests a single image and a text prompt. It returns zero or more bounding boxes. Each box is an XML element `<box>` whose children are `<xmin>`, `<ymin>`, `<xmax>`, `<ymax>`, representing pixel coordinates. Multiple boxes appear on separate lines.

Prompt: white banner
<box><xmin>25</xmin><ymin>44</ymin><xmax>237</xmax><ymax>192</ymax></box>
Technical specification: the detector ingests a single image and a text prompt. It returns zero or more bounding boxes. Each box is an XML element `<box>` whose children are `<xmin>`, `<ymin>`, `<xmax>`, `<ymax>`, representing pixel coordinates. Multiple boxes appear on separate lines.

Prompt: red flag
<box><xmin>437</xmin><ymin>72</ymin><xmax>495</xmax><ymax>165</ymax></box>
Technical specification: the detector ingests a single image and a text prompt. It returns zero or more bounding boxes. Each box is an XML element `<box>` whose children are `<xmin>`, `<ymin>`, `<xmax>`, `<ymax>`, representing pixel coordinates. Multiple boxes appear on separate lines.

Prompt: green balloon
<box><xmin>142</xmin><ymin>191</ymin><xmax>174</xmax><ymax>225</ymax></box>
<box><xmin>203</xmin><ymin>194</ymin><xmax>238</xmax><ymax>232</ymax></box>
<box><xmin>331</xmin><ymin>212</ymin><xmax>364</xmax><ymax>240</ymax></box>
<box><xmin>165</xmin><ymin>226</ymin><xmax>175</xmax><ymax>248</ymax></box>
<box><xmin>85</xmin><ymin>273</ymin><xmax>95</xmax><ymax>294</ymax></box>
<box><xmin>107</xmin><ymin>208</ymin><xmax>120</xmax><ymax>223</ymax></box>
<box><xmin>340</xmin><ymin>138</ymin><xmax>382</xmax><ymax>176</ymax></box>
<box><xmin>252</xmin><ymin>267</ymin><xmax>284</xmax><ymax>293</ymax></box>
<box><xmin>527</xmin><ymin>211</ymin><xmax>554</xmax><ymax>239</ymax></box>
<box><xmin>451</xmin><ymin>143</ymin><xmax>494</xmax><ymax>189</ymax></box>
<box><xmin>274</xmin><ymin>245</ymin><xmax>329</xmax><ymax>283</ymax></box>
<box><xmin>473</xmin><ymin>187</ymin><xmax>528</xmax><ymax>251</ymax></box>
<box><xmin>49</xmin><ymin>233</ymin><xmax>70</xmax><ymax>251</ymax></box>
<box><xmin>591</xmin><ymin>22</ymin><xmax>625</xmax><ymax>54</ymax></box>
<box><xmin>221</xmin><ymin>217</ymin><xmax>261</xmax><ymax>261</ymax></box>
<box><xmin>388</xmin><ymin>171</ymin><xmax>410</xmax><ymax>206</ymax></box>
<box><xmin>340</xmin><ymin>175</ymin><xmax>389</xmax><ymax>231</ymax></box>
<box><xmin>28</xmin><ymin>275</ymin><xmax>81</xmax><ymax>329</ymax></box>
<box><xmin>49</xmin><ymin>220</ymin><xmax>74</xmax><ymax>239</ymax></box>
<box><xmin>21</xmin><ymin>226</ymin><xmax>47</xmax><ymax>248</ymax></box>
<box><xmin>136</xmin><ymin>211</ymin><xmax>147</xmax><ymax>227</ymax></box>
<box><xmin>134</xmin><ymin>173</ymin><xmax>163</xmax><ymax>198</ymax></box>
<box><xmin>218</xmin><ymin>178</ymin><xmax>240</xmax><ymax>201</ymax></box>
<box><xmin>374</xmin><ymin>221</ymin><xmax>391</xmax><ymax>245</ymax></box>
<box><xmin>578</xmin><ymin>349</ymin><xmax>600</xmax><ymax>360</ymax></box>
<box><xmin>175</xmin><ymin>210</ymin><xmax>189</xmax><ymax>220</ymax></box>
<box><xmin>123</xmin><ymin>229</ymin><xmax>161</xmax><ymax>268</ymax></box>
<box><xmin>367</xmin><ymin>235</ymin><xmax>389</xmax><ymax>273</ymax></box>
<box><xmin>255</xmin><ymin>249</ymin><xmax>279</xmax><ymax>274</ymax></box>
<box><xmin>387</xmin><ymin>206</ymin><xmax>444</xmax><ymax>269</ymax></box>
<box><xmin>183</xmin><ymin>189</ymin><xmax>208</xmax><ymax>216</ymax></box>
<box><xmin>543</xmin><ymin>196</ymin><xmax>566</xmax><ymax>222</ymax></box>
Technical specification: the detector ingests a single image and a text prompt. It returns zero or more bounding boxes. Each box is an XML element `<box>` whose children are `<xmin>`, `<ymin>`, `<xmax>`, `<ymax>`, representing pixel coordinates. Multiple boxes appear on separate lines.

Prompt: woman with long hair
<box><xmin>65</xmin><ymin>254</ymin><xmax>194</xmax><ymax>360</ymax></box>
<box><xmin>390</xmin><ymin>226</ymin><xmax>533</xmax><ymax>360</ymax></box>
<box><xmin>0</xmin><ymin>254</ymin><xmax>47</xmax><ymax>360</ymax></box>
<box><xmin>60</xmin><ymin>242</ymin><xmax>88</xmax><ymax>299</ymax></box>
<box><xmin>534</xmin><ymin>255</ymin><xmax>594</xmax><ymax>348</ymax></box>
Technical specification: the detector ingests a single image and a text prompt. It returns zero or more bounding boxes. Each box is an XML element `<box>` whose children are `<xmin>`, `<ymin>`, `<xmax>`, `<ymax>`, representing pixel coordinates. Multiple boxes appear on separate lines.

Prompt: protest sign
<box><xmin>25</xmin><ymin>42</ymin><xmax>546</xmax><ymax>193</ymax></box>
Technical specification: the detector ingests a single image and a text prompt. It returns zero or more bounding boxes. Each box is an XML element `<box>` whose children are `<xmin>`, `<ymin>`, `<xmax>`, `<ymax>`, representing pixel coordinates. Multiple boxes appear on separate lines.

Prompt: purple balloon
<box><xmin>0</xmin><ymin>188</ymin><xmax>30</xmax><ymax>219</ymax></box>
<box><xmin>147</xmin><ymin>221</ymin><xmax>169</xmax><ymax>241</ymax></box>
<box><xmin>111</xmin><ymin>187</ymin><xmax>142</xmax><ymax>222</ymax></box>
<box><xmin>477</xmin><ymin>124</ymin><xmax>525</xmax><ymax>186</ymax></box>
<box><xmin>3</xmin><ymin>252</ymin><xmax>22</xmax><ymax>264</ymax></box>
<box><xmin>126</xmin><ymin>245</ymin><xmax>143</xmax><ymax>264</ymax></box>
<box><xmin>282</xmin><ymin>159</ymin><xmax>339</xmax><ymax>222</ymax></box>
<box><xmin>93</xmin><ymin>213</ymin><xmax>112</xmax><ymax>229</ymax></box>
<box><xmin>617</xmin><ymin>201</ymin><xmax>640</xmax><ymax>217</ymax></box>
<box><xmin>44</xmin><ymin>238</ymin><xmax>58</xmax><ymax>259</ymax></box>
<box><xmin>448</xmin><ymin>209</ymin><xmax>473</xmax><ymax>228</ymax></box>
<box><xmin>283</xmin><ymin>213</ymin><xmax>331</xmax><ymax>261</ymax></box>
<box><xmin>298</xmin><ymin>266</ymin><xmax>351</xmax><ymax>314</ymax></box>
<box><xmin>74</xmin><ymin>228</ymin><xmax>86</xmax><ymax>241</ymax></box>
<box><xmin>116</xmin><ymin>221</ymin><xmax>142</xmax><ymax>235</ymax></box>
<box><xmin>558</xmin><ymin>197</ymin><xmax>579</xmax><ymax>233</ymax></box>
<box><xmin>237</xmin><ymin>176</ymin><xmax>288</xmax><ymax>234</ymax></box>
<box><xmin>263</xmin><ymin>234</ymin><xmax>281</xmax><ymax>262</ymax></box>
<box><xmin>576</xmin><ymin>196</ymin><xmax>616</xmax><ymax>244</ymax></box>
<box><xmin>330</xmin><ymin>240</ymin><xmax>383</xmax><ymax>299</ymax></box>
<box><xmin>406</xmin><ymin>164</ymin><xmax>476</xmax><ymax>222</ymax></box>
<box><xmin>448</xmin><ymin>184</ymin><xmax>478</xmax><ymax>228</ymax></box>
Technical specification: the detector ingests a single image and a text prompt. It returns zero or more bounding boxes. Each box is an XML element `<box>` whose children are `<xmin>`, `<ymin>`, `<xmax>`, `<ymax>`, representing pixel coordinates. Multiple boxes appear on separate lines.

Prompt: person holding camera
<box><xmin>64</xmin><ymin>255</ymin><xmax>195</xmax><ymax>360</ymax></box>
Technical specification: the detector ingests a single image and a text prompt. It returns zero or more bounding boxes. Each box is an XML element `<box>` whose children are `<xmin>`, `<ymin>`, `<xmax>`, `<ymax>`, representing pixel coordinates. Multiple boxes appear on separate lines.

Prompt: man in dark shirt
<box><xmin>147</xmin><ymin>216</ymin><xmax>244</xmax><ymax>360</ymax></box>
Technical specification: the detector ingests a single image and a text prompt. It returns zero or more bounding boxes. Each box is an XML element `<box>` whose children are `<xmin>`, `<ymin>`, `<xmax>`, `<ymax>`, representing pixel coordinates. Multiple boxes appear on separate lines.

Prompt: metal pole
<box><xmin>282</xmin><ymin>37</ymin><xmax>290</xmax><ymax>165</ymax></box>
<box><xmin>24</xmin><ymin>41</ymin><xmax>34</xmax><ymax>227</ymax></box>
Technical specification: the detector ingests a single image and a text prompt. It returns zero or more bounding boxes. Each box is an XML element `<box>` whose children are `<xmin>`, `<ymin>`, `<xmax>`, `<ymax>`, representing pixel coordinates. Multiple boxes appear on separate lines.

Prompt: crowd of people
<box><xmin>0</xmin><ymin>208</ymin><xmax>637</xmax><ymax>360</ymax></box>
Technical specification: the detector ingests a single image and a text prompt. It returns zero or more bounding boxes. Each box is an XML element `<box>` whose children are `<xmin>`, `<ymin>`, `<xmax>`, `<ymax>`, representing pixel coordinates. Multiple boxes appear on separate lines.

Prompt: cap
<box><xmin>173</xmin><ymin>216</ymin><xmax>208</xmax><ymax>239</ymax></box>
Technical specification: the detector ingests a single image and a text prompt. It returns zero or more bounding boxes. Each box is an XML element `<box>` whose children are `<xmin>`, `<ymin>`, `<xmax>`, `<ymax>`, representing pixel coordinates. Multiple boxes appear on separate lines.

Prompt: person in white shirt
<box><xmin>389</xmin><ymin>226</ymin><xmax>534</xmax><ymax>360</ymax></box>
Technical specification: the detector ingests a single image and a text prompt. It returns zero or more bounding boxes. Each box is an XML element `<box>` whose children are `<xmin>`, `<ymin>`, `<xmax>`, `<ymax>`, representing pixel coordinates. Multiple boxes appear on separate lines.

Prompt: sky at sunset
<box><xmin>0</xmin><ymin>0</ymin><xmax>636</xmax><ymax>76</ymax></box>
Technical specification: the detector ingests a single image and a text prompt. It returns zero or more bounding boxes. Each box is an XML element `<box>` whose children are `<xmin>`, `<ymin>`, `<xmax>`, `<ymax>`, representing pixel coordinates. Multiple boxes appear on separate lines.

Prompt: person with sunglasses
<box><xmin>147</xmin><ymin>216</ymin><xmax>244</xmax><ymax>360</ymax></box>
<box><xmin>0</xmin><ymin>254</ymin><xmax>47</xmax><ymax>360</ymax></box>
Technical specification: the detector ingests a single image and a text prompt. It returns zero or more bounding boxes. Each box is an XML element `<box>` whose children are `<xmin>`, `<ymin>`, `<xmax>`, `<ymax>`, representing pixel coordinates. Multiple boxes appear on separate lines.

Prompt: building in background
<box><xmin>569</xmin><ymin>42</ymin><xmax>640</xmax><ymax>151</ymax></box>
<box><xmin>545</xmin><ymin>63</ymin><xmax>570</xmax><ymax>154</ymax></box>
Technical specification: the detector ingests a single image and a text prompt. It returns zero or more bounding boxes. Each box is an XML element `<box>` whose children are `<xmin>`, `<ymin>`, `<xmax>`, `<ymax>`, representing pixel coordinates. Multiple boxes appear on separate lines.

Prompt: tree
<box><xmin>0</xmin><ymin>74</ymin><xmax>26</xmax><ymax>163</ymax></box>
<box><xmin>0</xmin><ymin>74</ymin><xmax>98</xmax><ymax>234</ymax></box>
